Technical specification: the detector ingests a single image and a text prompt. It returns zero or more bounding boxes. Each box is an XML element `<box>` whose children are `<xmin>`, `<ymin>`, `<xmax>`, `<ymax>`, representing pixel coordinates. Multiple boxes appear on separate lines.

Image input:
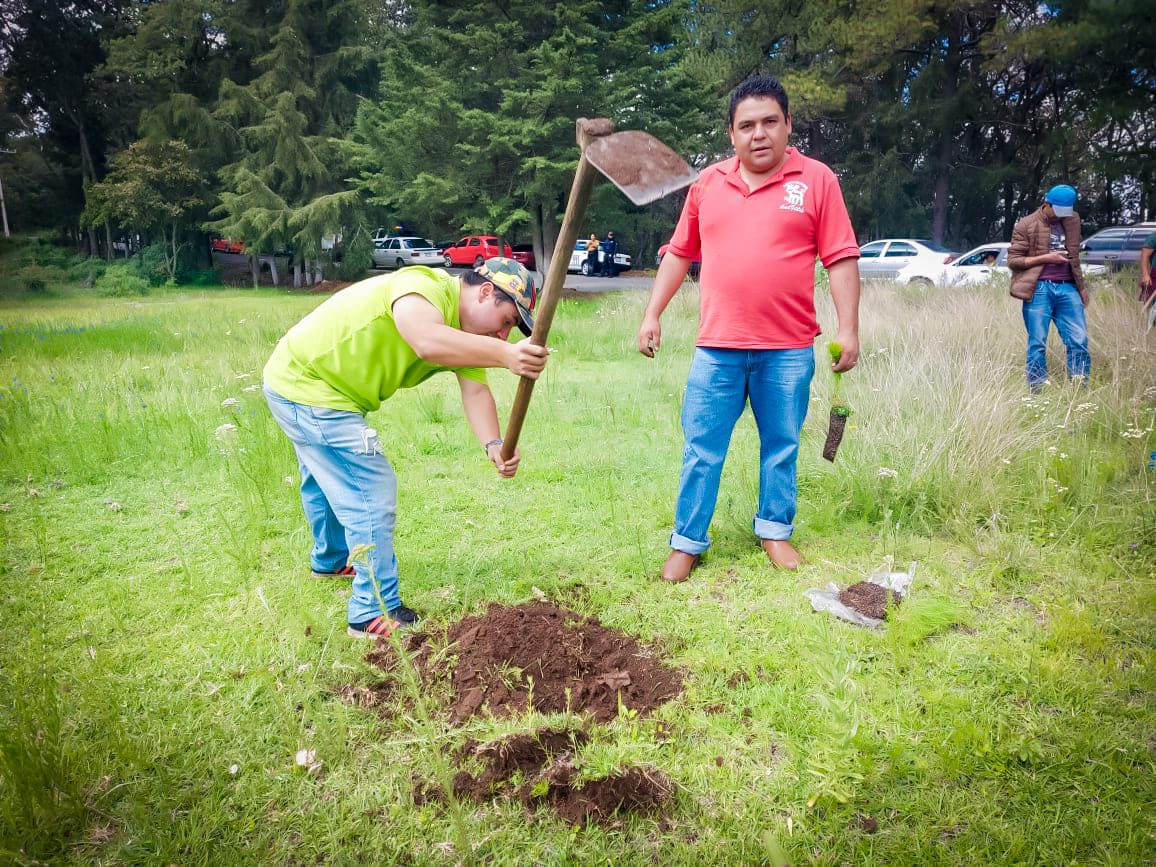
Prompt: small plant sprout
<box><xmin>822</xmin><ymin>341</ymin><xmax>852</xmax><ymax>462</ymax></box>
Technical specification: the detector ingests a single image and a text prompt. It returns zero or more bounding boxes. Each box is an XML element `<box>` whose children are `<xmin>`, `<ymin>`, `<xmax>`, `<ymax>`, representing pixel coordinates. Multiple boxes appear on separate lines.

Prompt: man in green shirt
<box><xmin>263</xmin><ymin>258</ymin><xmax>547</xmax><ymax>638</ymax></box>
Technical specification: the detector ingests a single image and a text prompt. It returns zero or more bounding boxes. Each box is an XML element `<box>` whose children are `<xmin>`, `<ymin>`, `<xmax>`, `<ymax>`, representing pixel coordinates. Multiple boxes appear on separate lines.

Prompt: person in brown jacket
<box><xmin>1006</xmin><ymin>184</ymin><xmax>1089</xmax><ymax>392</ymax></box>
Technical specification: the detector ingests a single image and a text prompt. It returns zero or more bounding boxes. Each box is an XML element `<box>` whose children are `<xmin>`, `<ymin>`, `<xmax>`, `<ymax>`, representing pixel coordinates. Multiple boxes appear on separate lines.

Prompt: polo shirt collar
<box><xmin>723</xmin><ymin>147</ymin><xmax>803</xmax><ymax>191</ymax></box>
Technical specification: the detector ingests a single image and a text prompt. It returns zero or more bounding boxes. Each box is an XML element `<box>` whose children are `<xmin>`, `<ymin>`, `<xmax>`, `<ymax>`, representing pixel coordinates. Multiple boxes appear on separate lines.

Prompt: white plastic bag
<box><xmin>805</xmin><ymin>559</ymin><xmax>917</xmax><ymax>628</ymax></box>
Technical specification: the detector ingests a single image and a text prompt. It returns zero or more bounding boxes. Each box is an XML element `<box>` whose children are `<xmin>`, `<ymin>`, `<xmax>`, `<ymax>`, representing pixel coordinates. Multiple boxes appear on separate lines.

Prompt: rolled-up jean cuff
<box><xmin>669</xmin><ymin>531</ymin><xmax>709</xmax><ymax>556</ymax></box>
<box><xmin>754</xmin><ymin>517</ymin><xmax>793</xmax><ymax>541</ymax></box>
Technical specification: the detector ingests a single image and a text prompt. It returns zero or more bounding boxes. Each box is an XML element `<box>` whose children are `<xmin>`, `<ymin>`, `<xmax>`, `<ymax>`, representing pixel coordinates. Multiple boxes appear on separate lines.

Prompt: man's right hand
<box><xmin>638</xmin><ymin>316</ymin><xmax>661</xmax><ymax>357</ymax></box>
<box><xmin>1038</xmin><ymin>251</ymin><xmax>1070</xmax><ymax>266</ymax></box>
<box><xmin>505</xmin><ymin>339</ymin><xmax>549</xmax><ymax>379</ymax></box>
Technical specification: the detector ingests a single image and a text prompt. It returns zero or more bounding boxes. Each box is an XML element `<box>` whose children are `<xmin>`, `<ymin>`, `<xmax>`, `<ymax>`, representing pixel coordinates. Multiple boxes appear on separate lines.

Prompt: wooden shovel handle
<box><xmin>500</xmin><ymin>121</ymin><xmax>611</xmax><ymax>462</ymax></box>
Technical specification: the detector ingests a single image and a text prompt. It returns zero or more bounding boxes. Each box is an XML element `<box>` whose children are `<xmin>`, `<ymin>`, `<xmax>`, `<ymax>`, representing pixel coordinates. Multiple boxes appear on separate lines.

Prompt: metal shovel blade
<box><xmin>583</xmin><ymin>130</ymin><xmax>698</xmax><ymax>206</ymax></box>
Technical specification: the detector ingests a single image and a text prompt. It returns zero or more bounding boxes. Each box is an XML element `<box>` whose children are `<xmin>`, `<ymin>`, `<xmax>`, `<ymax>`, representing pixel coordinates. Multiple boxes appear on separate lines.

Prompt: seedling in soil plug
<box><xmin>822</xmin><ymin>341</ymin><xmax>852</xmax><ymax>462</ymax></box>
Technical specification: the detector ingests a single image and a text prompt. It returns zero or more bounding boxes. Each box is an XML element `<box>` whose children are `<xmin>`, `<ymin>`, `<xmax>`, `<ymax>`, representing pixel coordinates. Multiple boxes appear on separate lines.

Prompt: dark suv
<box><xmin>1080</xmin><ymin>223</ymin><xmax>1156</xmax><ymax>271</ymax></box>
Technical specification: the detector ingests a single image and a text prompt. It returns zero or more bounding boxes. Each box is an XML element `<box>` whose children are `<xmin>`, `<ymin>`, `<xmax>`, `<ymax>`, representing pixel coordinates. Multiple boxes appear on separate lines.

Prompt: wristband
<box><xmin>483</xmin><ymin>438</ymin><xmax>503</xmax><ymax>454</ymax></box>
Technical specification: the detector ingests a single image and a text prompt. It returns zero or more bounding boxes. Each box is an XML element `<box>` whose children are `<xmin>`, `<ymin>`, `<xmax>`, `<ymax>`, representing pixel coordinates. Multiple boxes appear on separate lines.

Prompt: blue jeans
<box><xmin>1022</xmin><ymin>281</ymin><xmax>1090</xmax><ymax>389</ymax></box>
<box><xmin>670</xmin><ymin>347</ymin><xmax>815</xmax><ymax>555</ymax></box>
<box><xmin>264</xmin><ymin>387</ymin><xmax>401</xmax><ymax>624</ymax></box>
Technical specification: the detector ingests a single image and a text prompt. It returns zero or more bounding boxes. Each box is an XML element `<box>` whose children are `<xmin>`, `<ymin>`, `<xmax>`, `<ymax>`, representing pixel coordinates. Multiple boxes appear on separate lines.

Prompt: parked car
<box><xmin>510</xmin><ymin>244</ymin><xmax>536</xmax><ymax>271</ymax></box>
<box><xmin>442</xmin><ymin>235</ymin><xmax>513</xmax><ymax>268</ymax></box>
<box><xmin>1080</xmin><ymin>222</ymin><xmax>1156</xmax><ymax>271</ymax></box>
<box><xmin>566</xmin><ymin>240</ymin><xmax>632</xmax><ymax>275</ymax></box>
<box><xmin>656</xmin><ymin>243</ymin><xmax>702</xmax><ymax>277</ymax></box>
<box><xmin>857</xmin><ymin>239</ymin><xmax>958</xmax><ymax>280</ymax></box>
<box><xmin>897</xmin><ymin>241</ymin><xmax>1108</xmax><ymax>287</ymax></box>
<box><xmin>371</xmin><ymin>236</ymin><xmax>442</xmax><ymax>269</ymax></box>
<box><xmin>210</xmin><ymin>237</ymin><xmax>244</xmax><ymax>254</ymax></box>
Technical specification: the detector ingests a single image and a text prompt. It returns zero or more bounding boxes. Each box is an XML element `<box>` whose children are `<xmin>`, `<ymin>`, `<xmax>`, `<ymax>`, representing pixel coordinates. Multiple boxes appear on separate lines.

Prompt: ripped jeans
<box><xmin>264</xmin><ymin>387</ymin><xmax>401</xmax><ymax>623</ymax></box>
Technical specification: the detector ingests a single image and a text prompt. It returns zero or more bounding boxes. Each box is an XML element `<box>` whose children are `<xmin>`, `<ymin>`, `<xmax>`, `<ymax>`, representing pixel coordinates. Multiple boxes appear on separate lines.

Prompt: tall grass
<box><xmin>0</xmin><ymin>275</ymin><xmax>1152</xmax><ymax>864</ymax></box>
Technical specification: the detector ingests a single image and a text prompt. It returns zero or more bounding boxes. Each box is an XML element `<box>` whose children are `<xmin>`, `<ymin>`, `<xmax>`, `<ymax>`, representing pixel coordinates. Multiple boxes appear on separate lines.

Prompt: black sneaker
<box><xmin>312</xmin><ymin>564</ymin><xmax>356</xmax><ymax>580</ymax></box>
<box><xmin>347</xmin><ymin>606</ymin><xmax>420</xmax><ymax>639</ymax></box>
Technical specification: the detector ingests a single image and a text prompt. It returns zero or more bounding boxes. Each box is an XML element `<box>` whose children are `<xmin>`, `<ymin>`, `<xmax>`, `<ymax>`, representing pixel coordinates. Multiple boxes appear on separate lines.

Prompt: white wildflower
<box><xmin>234</xmin><ymin>373</ymin><xmax>252</xmax><ymax>380</ymax></box>
<box><xmin>221</xmin><ymin>397</ymin><xmax>240</xmax><ymax>408</ymax></box>
<box><xmin>215</xmin><ymin>423</ymin><xmax>238</xmax><ymax>439</ymax></box>
<box><xmin>1047</xmin><ymin>446</ymin><xmax>1057</xmax><ymax>453</ymax></box>
<box><xmin>243</xmin><ymin>384</ymin><xmax>261</xmax><ymax>393</ymax></box>
<box><xmin>877</xmin><ymin>467</ymin><xmax>899</xmax><ymax>479</ymax></box>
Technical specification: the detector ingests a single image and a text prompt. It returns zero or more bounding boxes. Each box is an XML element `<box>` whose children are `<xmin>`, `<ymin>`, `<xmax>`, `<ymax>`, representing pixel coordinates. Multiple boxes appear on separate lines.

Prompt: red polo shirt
<box><xmin>666</xmin><ymin>148</ymin><xmax>859</xmax><ymax>349</ymax></box>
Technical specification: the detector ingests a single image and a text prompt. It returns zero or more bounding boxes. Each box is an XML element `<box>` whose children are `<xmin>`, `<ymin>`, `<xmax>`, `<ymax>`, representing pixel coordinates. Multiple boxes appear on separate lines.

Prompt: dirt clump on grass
<box><xmin>838</xmin><ymin>582</ymin><xmax>903</xmax><ymax>620</ymax></box>
<box><xmin>368</xmin><ymin>600</ymin><xmax>684</xmax><ymax>724</ymax></box>
<box><xmin>445</xmin><ymin>727</ymin><xmax>673</xmax><ymax>826</ymax></box>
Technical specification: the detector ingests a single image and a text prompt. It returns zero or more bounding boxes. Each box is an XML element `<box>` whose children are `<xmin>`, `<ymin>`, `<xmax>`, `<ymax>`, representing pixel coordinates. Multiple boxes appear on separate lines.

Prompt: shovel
<box><xmin>500</xmin><ymin>119</ymin><xmax>697</xmax><ymax>461</ymax></box>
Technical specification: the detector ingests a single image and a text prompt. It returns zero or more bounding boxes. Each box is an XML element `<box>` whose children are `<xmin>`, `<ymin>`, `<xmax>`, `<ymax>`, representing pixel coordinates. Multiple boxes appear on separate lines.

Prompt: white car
<box><xmin>896</xmin><ymin>242</ymin><xmax>1108</xmax><ymax>287</ymax></box>
<box><xmin>567</xmin><ymin>240</ymin><xmax>632</xmax><ymax>275</ymax></box>
<box><xmin>857</xmin><ymin>239</ymin><xmax>958</xmax><ymax>280</ymax></box>
<box><xmin>371</xmin><ymin>236</ymin><xmax>443</xmax><ymax>269</ymax></box>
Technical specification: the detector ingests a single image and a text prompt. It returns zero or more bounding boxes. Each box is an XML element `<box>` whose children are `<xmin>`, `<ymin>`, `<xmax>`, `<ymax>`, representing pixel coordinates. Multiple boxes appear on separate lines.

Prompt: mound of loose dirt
<box><xmin>369</xmin><ymin>601</ymin><xmax>684</xmax><ymax>724</ymax></box>
<box><xmin>444</xmin><ymin>727</ymin><xmax>674</xmax><ymax>826</ymax></box>
<box><xmin>838</xmin><ymin>582</ymin><xmax>903</xmax><ymax>620</ymax></box>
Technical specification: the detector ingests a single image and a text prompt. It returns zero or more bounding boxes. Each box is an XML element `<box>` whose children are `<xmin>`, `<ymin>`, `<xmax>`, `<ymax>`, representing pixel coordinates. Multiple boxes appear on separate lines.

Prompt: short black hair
<box><xmin>459</xmin><ymin>269</ymin><xmax>489</xmax><ymax>288</ymax></box>
<box><xmin>728</xmin><ymin>74</ymin><xmax>790</xmax><ymax>126</ymax></box>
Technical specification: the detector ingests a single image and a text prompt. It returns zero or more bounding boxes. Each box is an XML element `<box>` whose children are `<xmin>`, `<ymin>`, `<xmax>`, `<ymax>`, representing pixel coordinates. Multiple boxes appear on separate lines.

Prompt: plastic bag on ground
<box><xmin>805</xmin><ymin>559</ymin><xmax>917</xmax><ymax>628</ymax></box>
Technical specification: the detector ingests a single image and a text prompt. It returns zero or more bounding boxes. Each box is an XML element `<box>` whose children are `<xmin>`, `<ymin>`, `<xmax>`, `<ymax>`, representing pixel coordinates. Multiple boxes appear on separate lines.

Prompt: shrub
<box><xmin>95</xmin><ymin>262</ymin><xmax>150</xmax><ymax>296</ymax></box>
<box><xmin>10</xmin><ymin>263</ymin><xmax>67</xmax><ymax>294</ymax></box>
<box><xmin>135</xmin><ymin>243</ymin><xmax>170</xmax><ymax>285</ymax></box>
<box><xmin>336</xmin><ymin>229</ymin><xmax>372</xmax><ymax>281</ymax></box>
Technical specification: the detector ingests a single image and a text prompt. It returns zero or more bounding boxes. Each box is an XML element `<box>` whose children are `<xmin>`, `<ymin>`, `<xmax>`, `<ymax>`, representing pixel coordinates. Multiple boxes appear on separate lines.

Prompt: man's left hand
<box><xmin>832</xmin><ymin>332</ymin><xmax>859</xmax><ymax>372</ymax></box>
<box><xmin>488</xmin><ymin>442</ymin><xmax>521</xmax><ymax>478</ymax></box>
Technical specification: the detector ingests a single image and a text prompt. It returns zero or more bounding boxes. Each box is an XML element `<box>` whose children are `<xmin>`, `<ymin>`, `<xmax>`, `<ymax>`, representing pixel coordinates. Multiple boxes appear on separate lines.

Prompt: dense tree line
<box><xmin>0</xmin><ymin>0</ymin><xmax>1151</xmax><ymax>275</ymax></box>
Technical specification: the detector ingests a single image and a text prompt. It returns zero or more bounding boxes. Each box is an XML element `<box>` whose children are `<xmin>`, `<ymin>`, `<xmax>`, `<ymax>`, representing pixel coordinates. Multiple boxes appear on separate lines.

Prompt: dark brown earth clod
<box><xmin>822</xmin><ymin>409</ymin><xmax>848</xmax><ymax>462</ymax></box>
<box><xmin>369</xmin><ymin>601</ymin><xmax>684</xmax><ymax>724</ymax></box>
<box><xmin>539</xmin><ymin>764</ymin><xmax>675</xmax><ymax>826</ymax></box>
<box><xmin>838</xmin><ymin>581</ymin><xmax>903</xmax><ymax>620</ymax></box>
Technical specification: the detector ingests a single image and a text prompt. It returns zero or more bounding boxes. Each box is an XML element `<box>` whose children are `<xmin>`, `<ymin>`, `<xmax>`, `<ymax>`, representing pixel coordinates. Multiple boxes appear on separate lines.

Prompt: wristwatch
<box><xmin>483</xmin><ymin>438</ymin><xmax>503</xmax><ymax>454</ymax></box>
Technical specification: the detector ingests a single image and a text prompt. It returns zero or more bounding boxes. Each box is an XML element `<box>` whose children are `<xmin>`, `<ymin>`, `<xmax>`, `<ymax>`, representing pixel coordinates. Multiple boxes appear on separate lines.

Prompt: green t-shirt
<box><xmin>263</xmin><ymin>267</ymin><xmax>486</xmax><ymax>414</ymax></box>
<box><xmin>1145</xmin><ymin>231</ymin><xmax>1156</xmax><ymax>252</ymax></box>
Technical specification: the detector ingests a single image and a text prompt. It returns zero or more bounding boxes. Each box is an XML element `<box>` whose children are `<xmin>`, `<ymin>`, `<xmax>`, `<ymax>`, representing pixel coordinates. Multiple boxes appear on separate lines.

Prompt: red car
<box><xmin>441</xmin><ymin>235</ymin><xmax>513</xmax><ymax>268</ymax></box>
<box><xmin>510</xmin><ymin>244</ymin><xmax>536</xmax><ymax>271</ymax></box>
<box><xmin>210</xmin><ymin>237</ymin><xmax>244</xmax><ymax>254</ymax></box>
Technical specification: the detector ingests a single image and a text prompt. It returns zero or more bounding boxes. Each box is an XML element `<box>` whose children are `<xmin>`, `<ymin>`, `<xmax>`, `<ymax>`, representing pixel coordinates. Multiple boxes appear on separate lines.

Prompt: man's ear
<box><xmin>476</xmin><ymin>280</ymin><xmax>495</xmax><ymax>302</ymax></box>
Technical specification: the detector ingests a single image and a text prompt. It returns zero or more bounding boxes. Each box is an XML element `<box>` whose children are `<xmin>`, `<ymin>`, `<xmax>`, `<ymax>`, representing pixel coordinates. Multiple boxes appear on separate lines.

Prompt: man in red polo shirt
<box><xmin>637</xmin><ymin>73</ymin><xmax>861</xmax><ymax>583</ymax></box>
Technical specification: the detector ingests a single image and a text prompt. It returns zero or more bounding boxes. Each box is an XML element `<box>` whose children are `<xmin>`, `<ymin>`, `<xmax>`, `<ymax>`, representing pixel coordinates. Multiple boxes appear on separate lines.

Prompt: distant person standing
<box><xmin>600</xmin><ymin>231</ymin><xmax>619</xmax><ymax>277</ymax></box>
<box><xmin>1007</xmin><ymin>184</ymin><xmax>1090</xmax><ymax>392</ymax></box>
<box><xmin>585</xmin><ymin>234</ymin><xmax>600</xmax><ymax>275</ymax></box>
<box><xmin>1140</xmin><ymin>228</ymin><xmax>1156</xmax><ymax>308</ymax></box>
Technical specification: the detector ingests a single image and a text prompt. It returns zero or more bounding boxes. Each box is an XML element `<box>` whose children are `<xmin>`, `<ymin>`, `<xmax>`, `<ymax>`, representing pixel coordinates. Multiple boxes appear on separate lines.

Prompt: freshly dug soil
<box><xmin>448</xmin><ymin>728</ymin><xmax>673</xmax><ymax>826</ymax></box>
<box><xmin>369</xmin><ymin>601</ymin><xmax>684</xmax><ymax>724</ymax></box>
<box><xmin>839</xmin><ymin>582</ymin><xmax>903</xmax><ymax>620</ymax></box>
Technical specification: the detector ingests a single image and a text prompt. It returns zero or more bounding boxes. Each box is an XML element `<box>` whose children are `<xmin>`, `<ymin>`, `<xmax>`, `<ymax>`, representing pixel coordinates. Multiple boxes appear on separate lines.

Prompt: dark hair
<box><xmin>728</xmin><ymin>74</ymin><xmax>790</xmax><ymax>126</ymax></box>
<box><xmin>460</xmin><ymin>269</ymin><xmax>489</xmax><ymax>287</ymax></box>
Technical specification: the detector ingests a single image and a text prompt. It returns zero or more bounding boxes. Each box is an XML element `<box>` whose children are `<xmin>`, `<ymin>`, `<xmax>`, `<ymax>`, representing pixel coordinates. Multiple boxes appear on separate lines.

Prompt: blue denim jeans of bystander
<box><xmin>264</xmin><ymin>387</ymin><xmax>401</xmax><ymax>624</ymax></box>
<box><xmin>670</xmin><ymin>347</ymin><xmax>815</xmax><ymax>555</ymax></box>
<box><xmin>1022</xmin><ymin>280</ymin><xmax>1090</xmax><ymax>390</ymax></box>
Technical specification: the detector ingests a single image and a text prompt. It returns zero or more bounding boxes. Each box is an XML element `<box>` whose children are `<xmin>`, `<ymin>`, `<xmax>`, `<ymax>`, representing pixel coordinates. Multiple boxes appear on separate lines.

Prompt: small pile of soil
<box><xmin>444</xmin><ymin>728</ymin><xmax>673</xmax><ymax>826</ymax></box>
<box><xmin>838</xmin><ymin>582</ymin><xmax>903</xmax><ymax>620</ymax></box>
<box><xmin>370</xmin><ymin>601</ymin><xmax>683</xmax><ymax>724</ymax></box>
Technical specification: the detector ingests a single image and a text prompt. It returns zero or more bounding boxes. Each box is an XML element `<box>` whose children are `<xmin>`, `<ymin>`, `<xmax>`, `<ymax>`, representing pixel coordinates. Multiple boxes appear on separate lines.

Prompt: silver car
<box><xmin>857</xmin><ymin>239</ymin><xmax>958</xmax><ymax>280</ymax></box>
<box><xmin>371</xmin><ymin>236</ymin><xmax>443</xmax><ymax>269</ymax></box>
<box><xmin>1080</xmin><ymin>223</ymin><xmax>1156</xmax><ymax>271</ymax></box>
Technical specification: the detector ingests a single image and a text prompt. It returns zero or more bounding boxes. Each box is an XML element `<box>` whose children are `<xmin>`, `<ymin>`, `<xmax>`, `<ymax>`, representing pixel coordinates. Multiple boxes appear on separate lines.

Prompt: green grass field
<box><xmin>1</xmin><ymin>271</ymin><xmax>1153</xmax><ymax>865</ymax></box>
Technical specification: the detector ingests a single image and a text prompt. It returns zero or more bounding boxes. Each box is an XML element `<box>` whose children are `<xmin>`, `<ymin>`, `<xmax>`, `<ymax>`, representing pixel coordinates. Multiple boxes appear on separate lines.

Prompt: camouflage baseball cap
<box><xmin>477</xmin><ymin>257</ymin><xmax>536</xmax><ymax>337</ymax></box>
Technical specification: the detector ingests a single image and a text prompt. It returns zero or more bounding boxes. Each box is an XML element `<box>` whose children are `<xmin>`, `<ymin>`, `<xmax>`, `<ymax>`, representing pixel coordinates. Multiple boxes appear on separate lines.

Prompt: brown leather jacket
<box><xmin>1007</xmin><ymin>208</ymin><xmax>1086</xmax><ymax>301</ymax></box>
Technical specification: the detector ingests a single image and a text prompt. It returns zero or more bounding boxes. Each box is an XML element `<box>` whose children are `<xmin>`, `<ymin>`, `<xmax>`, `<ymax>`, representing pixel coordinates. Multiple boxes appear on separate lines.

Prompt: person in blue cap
<box><xmin>1007</xmin><ymin>184</ymin><xmax>1090</xmax><ymax>391</ymax></box>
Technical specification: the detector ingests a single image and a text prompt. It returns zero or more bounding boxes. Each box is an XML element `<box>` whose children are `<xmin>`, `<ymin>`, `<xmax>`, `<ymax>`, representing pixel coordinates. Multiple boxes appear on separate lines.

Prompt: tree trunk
<box><xmin>269</xmin><ymin>257</ymin><xmax>279</xmax><ymax>286</ymax></box>
<box><xmin>250</xmin><ymin>255</ymin><xmax>260</xmax><ymax>288</ymax></box>
<box><xmin>292</xmin><ymin>262</ymin><xmax>301</xmax><ymax>288</ymax></box>
<box><xmin>930</xmin><ymin>29</ymin><xmax>960</xmax><ymax>246</ymax></box>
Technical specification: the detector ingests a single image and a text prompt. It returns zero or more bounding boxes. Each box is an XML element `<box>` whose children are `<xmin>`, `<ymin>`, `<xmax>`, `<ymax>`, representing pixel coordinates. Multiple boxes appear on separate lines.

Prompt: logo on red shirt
<box><xmin>781</xmin><ymin>181</ymin><xmax>808</xmax><ymax>213</ymax></box>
